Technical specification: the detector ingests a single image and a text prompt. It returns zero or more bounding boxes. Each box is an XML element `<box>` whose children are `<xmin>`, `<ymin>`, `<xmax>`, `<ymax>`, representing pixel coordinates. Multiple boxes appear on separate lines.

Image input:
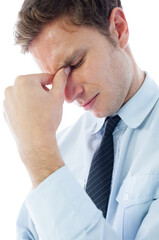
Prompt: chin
<box><xmin>91</xmin><ymin>106</ymin><xmax>117</xmax><ymax>118</ymax></box>
<box><xmin>91</xmin><ymin>110</ymin><xmax>106</xmax><ymax>118</ymax></box>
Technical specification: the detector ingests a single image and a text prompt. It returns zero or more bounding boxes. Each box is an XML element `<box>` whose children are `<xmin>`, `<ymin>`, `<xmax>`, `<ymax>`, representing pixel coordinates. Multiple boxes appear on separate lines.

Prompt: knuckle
<box><xmin>4</xmin><ymin>86</ymin><xmax>12</xmax><ymax>97</ymax></box>
<box><xmin>3</xmin><ymin>101</ymin><xmax>6</xmax><ymax>110</ymax></box>
<box><xmin>14</xmin><ymin>75</ymin><xmax>26</xmax><ymax>85</ymax></box>
<box><xmin>3</xmin><ymin>99</ymin><xmax>7</xmax><ymax>112</ymax></box>
<box><xmin>3</xmin><ymin>111</ymin><xmax>7</xmax><ymax>122</ymax></box>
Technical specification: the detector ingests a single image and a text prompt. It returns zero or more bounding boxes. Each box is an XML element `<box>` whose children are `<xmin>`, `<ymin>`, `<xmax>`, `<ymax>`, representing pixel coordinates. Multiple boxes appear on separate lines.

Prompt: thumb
<box><xmin>51</xmin><ymin>67</ymin><xmax>71</xmax><ymax>100</ymax></box>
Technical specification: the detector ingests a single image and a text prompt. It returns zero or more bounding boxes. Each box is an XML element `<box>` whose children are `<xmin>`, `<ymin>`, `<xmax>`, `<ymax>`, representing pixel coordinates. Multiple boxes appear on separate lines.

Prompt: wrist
<box><xmin>18</xmin><ymin>138</ymin><xmax>64</xmax><ymax>188</ymax></box>
<box><xmin>30</xmin><ymin>161</ymin><xmax>65</xmax><ymax>188</ymax></box>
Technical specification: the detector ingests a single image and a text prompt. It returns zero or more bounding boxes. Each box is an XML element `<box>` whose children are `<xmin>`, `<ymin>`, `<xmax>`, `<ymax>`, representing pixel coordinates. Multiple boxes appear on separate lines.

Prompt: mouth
<box><xmin>81</xmin><ymin>93</ymin><xmax>99</xmax><ymax>110</ymax></box>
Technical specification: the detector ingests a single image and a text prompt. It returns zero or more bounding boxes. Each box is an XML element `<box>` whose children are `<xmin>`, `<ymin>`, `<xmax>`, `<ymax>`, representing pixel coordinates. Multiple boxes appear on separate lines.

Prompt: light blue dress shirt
<box><xmin>16</xmin><ymin>72</ymin><xmax>159</xmax><ymax>240</ymax></box>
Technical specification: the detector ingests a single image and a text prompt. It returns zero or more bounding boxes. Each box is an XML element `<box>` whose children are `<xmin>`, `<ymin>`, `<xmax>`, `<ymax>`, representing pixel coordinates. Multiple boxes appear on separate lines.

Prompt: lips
<box><xmin>82</xmin><ymin>94</ymin><xmax>97</xmax><ymax>106</ymax></box>
<box><xmin>80</xmin><ymin>93</ymin><xmax>99</xmax><ymax>110</ymax></box>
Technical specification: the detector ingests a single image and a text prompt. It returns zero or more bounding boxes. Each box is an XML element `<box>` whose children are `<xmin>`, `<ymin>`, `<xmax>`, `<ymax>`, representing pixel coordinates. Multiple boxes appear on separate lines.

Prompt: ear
<box><xmin>109</xmin><ymin>8</ymin><xmax>129</xmax><ymax>49</ymax></box>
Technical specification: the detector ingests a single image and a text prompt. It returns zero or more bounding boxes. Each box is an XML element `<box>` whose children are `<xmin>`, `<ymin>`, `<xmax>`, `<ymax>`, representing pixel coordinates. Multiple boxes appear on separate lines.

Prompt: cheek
<box><xmin>67</xmin><ymin>65</ymin><xmax>91</xmax><ymax>85</ymax></box>
<box><xmin>66</xmin><ymin>56</ymin><xmax>108</xmax><ymax>89</ymax></box>
<box><xmin>81</xmin><ymin>60</ymin><xmax>104</xmax><ymax>85</ymax></box>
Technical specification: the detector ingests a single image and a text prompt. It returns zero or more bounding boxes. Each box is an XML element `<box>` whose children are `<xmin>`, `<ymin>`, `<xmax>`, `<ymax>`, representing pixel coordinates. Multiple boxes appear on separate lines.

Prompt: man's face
<box><xmin>30</xmin><ymin>18</ymin><xmax>133</xmax><ymax>118</ymax></box>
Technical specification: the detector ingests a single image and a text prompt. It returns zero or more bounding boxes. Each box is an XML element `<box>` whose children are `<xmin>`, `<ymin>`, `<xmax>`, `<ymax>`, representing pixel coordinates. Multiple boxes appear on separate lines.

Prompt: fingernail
<box><xmin>64</xmin><ymin>67</ymin><xmax>71</xmax><ymax>76</ymax></box>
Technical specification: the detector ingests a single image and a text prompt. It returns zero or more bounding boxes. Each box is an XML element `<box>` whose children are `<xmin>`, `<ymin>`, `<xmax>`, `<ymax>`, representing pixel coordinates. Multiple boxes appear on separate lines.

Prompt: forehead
<box><xmin>30</xmin><ymin>20</ymin><xmax>84</xmax><ymax>72</ymax></box>
<box><xmin>30</xmin><ymin>18</ymin><xmax>107</xmax><ymax>73</ymax></box>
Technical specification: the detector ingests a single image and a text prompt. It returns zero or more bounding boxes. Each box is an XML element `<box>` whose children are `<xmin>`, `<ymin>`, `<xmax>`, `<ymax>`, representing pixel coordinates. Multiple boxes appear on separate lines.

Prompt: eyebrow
<box><xmin>62</xmin><ymin>48</ymin><xmax>87</xmax><ymax>68</ymax></box>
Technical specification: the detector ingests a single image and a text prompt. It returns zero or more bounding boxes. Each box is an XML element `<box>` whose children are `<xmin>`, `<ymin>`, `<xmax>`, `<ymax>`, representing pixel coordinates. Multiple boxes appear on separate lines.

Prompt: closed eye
<box><xmin>70</xmin><ymin>58</ymin><xmax>84</xmax><ymax>71</ymax></box>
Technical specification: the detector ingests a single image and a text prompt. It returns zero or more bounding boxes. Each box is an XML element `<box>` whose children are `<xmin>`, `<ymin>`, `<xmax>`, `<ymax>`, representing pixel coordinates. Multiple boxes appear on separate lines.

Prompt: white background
<box><xmin>0</xmin><ymin>0</ymin><xmax>159</xmax><ymax>238</ymax></box>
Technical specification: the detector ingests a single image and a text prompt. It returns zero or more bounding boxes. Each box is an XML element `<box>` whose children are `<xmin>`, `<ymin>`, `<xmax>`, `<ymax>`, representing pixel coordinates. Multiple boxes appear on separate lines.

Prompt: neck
<box><xmin>124</xmin><ymin>45</ymin><xmax>146</xmax><ymax>103</ymax></box>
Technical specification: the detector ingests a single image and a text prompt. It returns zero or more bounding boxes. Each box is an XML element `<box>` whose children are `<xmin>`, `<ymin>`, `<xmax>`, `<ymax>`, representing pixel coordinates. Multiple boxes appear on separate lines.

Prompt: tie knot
<box><xmin>105</xmin><ymin>115</ymin><xmax>121</xmax><ymax>135</ymax></box>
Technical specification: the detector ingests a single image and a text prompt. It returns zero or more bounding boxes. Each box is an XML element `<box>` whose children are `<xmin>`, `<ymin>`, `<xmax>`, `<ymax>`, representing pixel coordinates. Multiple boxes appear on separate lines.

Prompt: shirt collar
<box><xmin>90</xmin><ymin>72</ymin><xmax>159</xmax><ymax>134</ymax></box>
<box><xmin>87</xmin><ymin>113</ymin><xmax>106</xmax><ymax>134</ymax></box>
<box><xmin>117</xmin><ymin>72</ymin><xmax>159</xmax><ymax>128</ymax></box>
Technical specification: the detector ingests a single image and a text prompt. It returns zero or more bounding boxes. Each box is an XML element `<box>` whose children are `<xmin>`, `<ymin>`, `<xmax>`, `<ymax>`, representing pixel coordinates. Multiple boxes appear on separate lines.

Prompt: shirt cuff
<box><xmin>25</xmin><ymin>165</ymin><xmax>101</xmax><ymax>240</ymax></box>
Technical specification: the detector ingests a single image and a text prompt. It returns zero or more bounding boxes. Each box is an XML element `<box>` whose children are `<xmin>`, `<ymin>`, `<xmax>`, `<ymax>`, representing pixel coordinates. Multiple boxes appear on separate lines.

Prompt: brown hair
<box><xmin>15</xmin><ymin>0</ymin><xmax>122</xmax><ymax>53</ymax></box>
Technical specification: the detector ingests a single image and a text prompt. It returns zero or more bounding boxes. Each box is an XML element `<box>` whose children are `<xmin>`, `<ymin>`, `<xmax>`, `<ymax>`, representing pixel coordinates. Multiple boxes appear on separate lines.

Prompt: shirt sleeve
<box><xmin>24</xmin><ymin>165</ymin><xmax>119</xmax><ymax>240</ymax></box>
<box><xmin>16</xmin><ymin>201</ymin><xmax>39</xmax><ymax>240</ymax></box>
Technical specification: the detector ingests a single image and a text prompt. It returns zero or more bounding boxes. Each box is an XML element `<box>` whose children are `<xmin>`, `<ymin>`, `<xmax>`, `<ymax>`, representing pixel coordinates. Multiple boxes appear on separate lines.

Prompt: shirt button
<box><xmin>123</xmin><ymin>193</ymin><xmax>129</xmax><ymax>201</ymax></box>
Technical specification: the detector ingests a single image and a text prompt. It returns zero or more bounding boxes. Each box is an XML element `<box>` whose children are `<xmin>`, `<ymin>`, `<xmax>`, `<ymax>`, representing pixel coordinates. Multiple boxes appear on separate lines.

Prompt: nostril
<box><xmin>65</xmin><ymin>96</ymin><xmax>74</xmax><ymax>103</ymax></box>
<box><xmin>65</xmin><ymin>85</ymin><xmax>84</xmax><ymax>103</ymax></box>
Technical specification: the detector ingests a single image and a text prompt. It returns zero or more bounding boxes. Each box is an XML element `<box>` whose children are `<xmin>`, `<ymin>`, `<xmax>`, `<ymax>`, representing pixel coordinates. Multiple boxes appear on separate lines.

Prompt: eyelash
<box><xmin>70</xmin><ymin>59</ymin><xmax>84</xmax><ymax>71</ymax></box>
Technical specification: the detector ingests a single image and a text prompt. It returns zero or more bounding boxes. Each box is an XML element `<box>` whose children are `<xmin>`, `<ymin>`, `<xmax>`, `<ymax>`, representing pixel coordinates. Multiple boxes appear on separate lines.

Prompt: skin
<box><xmin>3</xmin><ymin>8</ymin><xmax>145</xmax><ymax>188</ymax></box>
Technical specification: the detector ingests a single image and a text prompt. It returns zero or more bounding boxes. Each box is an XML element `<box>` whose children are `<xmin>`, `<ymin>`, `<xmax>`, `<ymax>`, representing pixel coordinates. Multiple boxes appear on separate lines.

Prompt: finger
<box><xmin>4</xmin><ymin>86</ymin><xmax>13</xmax><ymax>98</ymax></box>
<box><xmin>51</xmin><ymin>67</ymin><xmax>71</xmax><ymax>99</ymax></box>
<box><xmin>14</xmin><ymin>73</ymin><xmax>54</xmax><ymax>87</ymax></box>
<box><xmin>3</xmin><ymin>101</ymin><xmax>9</xmax><ymax>125</ymax></box>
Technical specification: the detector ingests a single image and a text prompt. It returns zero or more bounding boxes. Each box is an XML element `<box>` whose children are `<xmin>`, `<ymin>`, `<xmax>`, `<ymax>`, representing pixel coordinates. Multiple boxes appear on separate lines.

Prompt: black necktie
<box><xmin>86</xmin><ymin>115</ymin><xmax>121</xmax><ymax>218</ymax></box>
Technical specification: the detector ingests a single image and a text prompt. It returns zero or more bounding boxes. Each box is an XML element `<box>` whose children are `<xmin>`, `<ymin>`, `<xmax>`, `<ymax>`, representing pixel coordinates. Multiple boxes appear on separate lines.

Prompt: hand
<box><xmin>3</xmin><ymin>67</ymin><xmax>70</xmax><ymax>187</ymax></box>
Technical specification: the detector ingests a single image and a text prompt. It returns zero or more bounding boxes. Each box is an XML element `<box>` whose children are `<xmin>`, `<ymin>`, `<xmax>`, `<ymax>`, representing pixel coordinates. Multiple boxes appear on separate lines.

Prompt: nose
<box><xmin>65</xmin><ymin>77</ymin><xmax>84</xmax><ymax>103</ymax></box>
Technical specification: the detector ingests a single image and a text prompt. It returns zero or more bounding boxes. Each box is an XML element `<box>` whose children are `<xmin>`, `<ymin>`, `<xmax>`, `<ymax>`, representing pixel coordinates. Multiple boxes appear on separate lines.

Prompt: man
<box><xmin>3</xmin><ymin>0</ymin><xmax>159</xmax><ymax>239</ymax></box>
